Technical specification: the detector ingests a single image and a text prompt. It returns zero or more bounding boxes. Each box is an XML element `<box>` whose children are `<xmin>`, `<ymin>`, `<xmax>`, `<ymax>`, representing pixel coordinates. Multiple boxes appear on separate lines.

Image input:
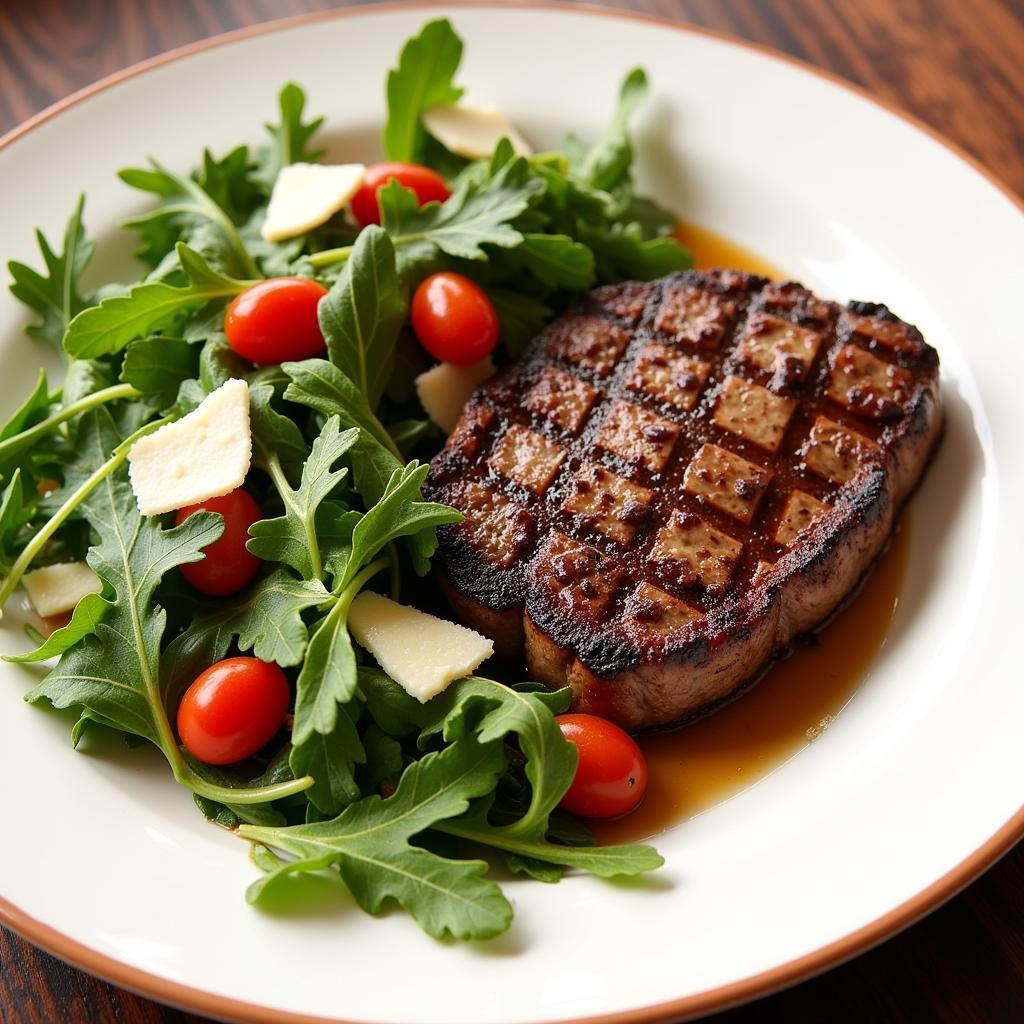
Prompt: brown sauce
<box><xmin>675</xmin><ymin>220</ymin><xmax>785</xmax><ymax>280</ymax></box>
<box><xmin>592</xmin><ymin>223</ymin><xmax>911</xmax><ymax>845</ymax></box>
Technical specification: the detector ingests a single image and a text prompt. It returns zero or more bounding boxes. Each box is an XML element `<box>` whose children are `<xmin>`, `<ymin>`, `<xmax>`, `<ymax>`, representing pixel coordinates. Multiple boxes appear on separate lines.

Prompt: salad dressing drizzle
<box><xmin>592</xmin><ymin>223</ymin><xmax>911</xmax><ymax>845</ymax></box>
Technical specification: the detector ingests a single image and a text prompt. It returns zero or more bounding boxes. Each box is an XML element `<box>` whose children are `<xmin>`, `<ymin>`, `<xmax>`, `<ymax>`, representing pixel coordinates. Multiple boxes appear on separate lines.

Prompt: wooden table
<box><xmin>1</xmin><ymin>1</ymin><xmax>1021</xmax><ymax>1021</ymax></box>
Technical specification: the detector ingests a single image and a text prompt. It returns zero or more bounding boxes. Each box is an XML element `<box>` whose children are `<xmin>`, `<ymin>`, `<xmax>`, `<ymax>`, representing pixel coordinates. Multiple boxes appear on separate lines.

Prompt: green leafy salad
<box><xmin>0</xmin><ymin>18</ymin><xmax>692</xmax><ymax>940</ymax></box>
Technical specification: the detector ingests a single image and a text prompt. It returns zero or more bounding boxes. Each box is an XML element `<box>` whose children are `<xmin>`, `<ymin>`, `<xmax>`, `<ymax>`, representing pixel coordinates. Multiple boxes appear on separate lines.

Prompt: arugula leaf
<box><xmin>287</xmin><ymin>524</ymin><xmax>390</xmax><ymax>805</ymax></box>
<box><xmin>254</xmin><ymin>83</ymin><xmax>326</xmax><ymax>193</ymax></box>
<box><xmin>503</xmin><ymin>853</ymin><xmax>564</xmax><ymax>883</ymax></box>
<box><xmin>341</xmin><ymin>461</ymin><xmax>461</xmax><ymax>586</ymax></box>
<box><xmin>249</xmin><ymin>382</ymin><xmax>309</xmax><ymax>484</ymax></box>
<box><xmin>383</xmin><ymin>18</ymin><xmax>464</xmax><ymax>163</ymax></box>
<box><xmin>199</xmin><ymin>335</ymin><xmax>249</xmax><ymax>390</ymax></box>
<box><xmin>240</xmin><ymin>736</ymin><xmax>513</xmax><ymax>940</ymax></box>
<box><xmin>173</xmin><ymin>333</ymin><xmax>248</xmax><ymax>414</ymax></box>
<box><xmin>437</xmin><ymin>799</ymin><xmax>664</xmax><ymax>877</ymax></box>
<box><xmin>196</xmin><ymin>146</ymin><xmax>262</xmax><ymax>227</ymax></box>
<box><xmin>514</xmin><ymin>233</ymin><xmax>596</xmax><ymax>290</ymax></box>
<box><xmin>531</xmin><ymin>161</ymin><xmax>608</xmax><ymax>227</ymax></box>
<box><xmin>360</xmin><ymin>724</ymin><xmax>404</xmax><ymax>791</ymax></box>
<box><xmin>247</xmin><ymin>416</ymin><xmax>358</xmax><ymax>580</ymax></box>
<box><xmin>187</xmin><ymin>569</ymin><xmax>329</xmax><ymax>667</ymax></box>
<box><xmin>63</xmin><ymin>244</ymin><xmax>251</xmax><ymax>359</ymax></box>
<box><xmin>419</xmin><ymin>676</ymin><xmax>573</xmax><ymax>840</ymax></box>
<box><xmin>282</xmin><ymin>359</ymin><xmax>403</xmax><ymax>505</ymax></box>
<box><xmin>0</xmin><ymin>369</ymin><xmax>52</xmax><ymax>445</ymax></box>
<box><xmin>291</xmin><ymin>593</ymin><xmax>360</xmax><ymax>745</ymax></box>
<box><xmin>588</xmin><ymin>221</ymin><xmax>692</xmax><ymax>281</ymax></box>
<box><xmin>7</xmin><ymin>195</ymin><xmax>95</xmax><ymax>349</ymax></box>
<box><xmin>159</xmin><ymin>596</ymin><xmax>233</xmax><ymax>713</ymax></box>
<box><xmin>70</xmin><ymin>707</ymin><xmax>145</xmax><ymax>749</ymax></box>
<box><xmin>290</xmin><ymin>707</ymin><xmax>364</xmax><ymax>817</ymax></box>
<box><xmin>572</xmin><ymin>68</ymin><xmax>648</xmax><ymax>192</ymax></box>
<box><xmin>358</xmin><ymin>665</ymin><xmax>429</xmax><ymax>737</ymax></box>
<box><xmin>348</xmin><ymin>436</ymin><xmax>406</xmax><ymax>509</ymax></box>
<box><xmin>317</xmin><ymin>226</ymin><xmax>406</xmax><ymax>412</ymax></box>
<box><xmin>120</xmin><ymin>337</ymin><xmax>199</xmax><ymax>408</ymax></box>
<box><xmin>620</xmin><ymin>193</ymin><xmax>679</xmax><ymax>239</ymax></box>
<box><xmin>0</xmin><ymin>471</ymin><xmax>34</xmax><ymax>575</ymax></box>
<box><xmin>5</xmin><ymin>591</ymin><xmax>107</xmax><ymax>663</ymax></box>
<box><xmin>60</xmin><ymin>359</ymin><xmax>113</xmax><ymax>413</ymax></box>
<box><xmin>120</xmin><ymin>157</ymin><xmax>259</xmax><ymax>278</ymax></box>
<box><xmin>118</xmin><ymin>165</ymin><xmax>188</xmax><ymax>267</ymax></box>
<box><xmin>378</xmin><ymin>158</ymin><xmax>543</xmax><ymax>273</ymax></box>
<box><xmin>282</xmin><ymin>359</ymin><xmax>399</xmax><ymax>457</ymax></box>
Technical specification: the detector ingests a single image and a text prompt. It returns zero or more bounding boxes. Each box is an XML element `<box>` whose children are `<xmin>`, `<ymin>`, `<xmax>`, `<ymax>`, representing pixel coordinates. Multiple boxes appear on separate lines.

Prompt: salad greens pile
<box><xmin>0</xmin><ymin>18</ymin><xmax>685</xmax><ymax>940</ymax></box>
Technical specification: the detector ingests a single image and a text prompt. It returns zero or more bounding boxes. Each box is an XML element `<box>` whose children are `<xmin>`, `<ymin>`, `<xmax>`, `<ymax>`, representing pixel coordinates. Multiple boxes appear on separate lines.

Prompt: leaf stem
<box><xmin>386</xmin><ymin>542</ymin><xmax>401</xmax><ymax>601</ymax></box>
<box><xmin>265</xmin><ymin>450</ymin><xmax>323</xmax><ymax>581</ymax></box>
<box><xmin>307</xmin><ymin>245</ymin><xmax>354</xmax><ymax>269</ymax></box>
<box><xmin>336</xmin><ymin>556</ymin><xmax>391</xmax><ymax>608</ymax></box>
<box><xmin>0</xmin><ymin>416</ymin><xmax>171</xmax><ymax>615</ymax></box>
<box><xmin>181</xmin><ymin>768</ymin><xmax>314</xmax><ymax>805</ymax></box>
<box><xmin>0</xmin><ymin>383</ymin><xmax>140</xmax><ymax>465</ymax></box>
<box><xmin>433</xmin><ymin>818</ymin><xmax>663</xmax><ymax>874</ymax></box>
<box><xmin>166</xmin><ymin>185</ymin><xmax>260</xmax><ymax>280</ymax></box>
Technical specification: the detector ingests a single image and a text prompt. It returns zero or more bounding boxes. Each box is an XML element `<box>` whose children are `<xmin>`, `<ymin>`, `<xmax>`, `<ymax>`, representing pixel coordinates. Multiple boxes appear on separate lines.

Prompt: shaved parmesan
<box><xmin>349</xmin><ymin>593</ymin><xmax>493</xmax><ymax>702</ymax></box>
<box><xmin>415</xmin><ymin>357</ymin><xmax>495</xmax><ymax>434</ymax></box>
<box><xmin>23</xmin><ymin>562</ymin><xmax>101</xmax><ymax>618</ymax></box>
<box><xmin>422</xmin><ymin>104</ymin><xmax>532</xmax><ymax>160</ymax></box>
<box><xmin>128</xmin><ymin>378</ymin><xmax>251</xmax><ymax>516</ymax></box>
<box><xmin>261</xmin><ymin>162</ymin><xmax>366</xmax><ymax>242</ymax></box>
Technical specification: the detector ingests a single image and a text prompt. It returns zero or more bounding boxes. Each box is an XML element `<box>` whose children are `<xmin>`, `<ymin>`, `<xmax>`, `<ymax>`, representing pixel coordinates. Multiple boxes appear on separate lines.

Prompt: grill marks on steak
<box><xmin>426</xmin><ymin>269</ymin><xmax>942</xmax><ymax>729</ymax></box>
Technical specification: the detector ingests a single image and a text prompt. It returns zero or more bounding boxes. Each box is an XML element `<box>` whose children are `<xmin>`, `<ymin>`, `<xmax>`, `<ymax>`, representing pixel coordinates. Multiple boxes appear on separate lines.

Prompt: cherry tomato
<box><xmin>177</xmin><ymin>657</ymin><xmax>290</xmax><ymax>765</ymax></box>
<box><xmin>410</xmin><ymin>272</ymin><xmax>500</xmax><ymax>365</ymax></box>
<box><xmin>224</xmin><ymin>277</ymin><xmax>328</xmax><ymax>365</ymax></box>
<box><xmin>350</xmin><ymin>162</ymin><xmax>451</xmax><ymax>227</ymax></box>
<box><xmin>556</xmin><ymin>713</ymin><xmax>649</xmax><ymax>819</ymax></box>
<box><xmin>175</xmin><ymin>488</ymin><xmax>263</xmax><ymax>597</ymax></box>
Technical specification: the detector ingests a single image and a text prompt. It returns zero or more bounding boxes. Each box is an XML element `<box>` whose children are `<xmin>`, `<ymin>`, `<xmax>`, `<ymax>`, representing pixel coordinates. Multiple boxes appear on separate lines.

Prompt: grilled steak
<box><xmin>424</xmin><ymin>269</ymin><xmax>942</xmax><ymax>730</ymax></box>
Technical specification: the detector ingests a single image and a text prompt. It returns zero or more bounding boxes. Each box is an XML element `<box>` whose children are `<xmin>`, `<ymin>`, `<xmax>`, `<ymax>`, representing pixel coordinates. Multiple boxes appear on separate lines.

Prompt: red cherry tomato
<box><xmin>224</xmin><ymin>277</ymin><xmax>328</xmax><ymax>365</ymax></box>
<box><xmin>175</xmin><ymin>488</ymin><xmax>263</xmax><ymax>597</ymax></box>
<box><xmin>350</xmin><ymin>162</ymin><xmax>451</xmax><ymax>227</ymax></box>
<box><xmin>556</xmin><ymin>713</ymin><xmax>649</xmax><ymax>819</ymax></box>
<box><xmin>177</xmin><ymin>657</ymin><xmax>290</xmax><ymax>765</ymax></box>
<box><xmin>410</xmin><ymin>272</ymin><xmax>500</xmax><ymax>365</ymax></box>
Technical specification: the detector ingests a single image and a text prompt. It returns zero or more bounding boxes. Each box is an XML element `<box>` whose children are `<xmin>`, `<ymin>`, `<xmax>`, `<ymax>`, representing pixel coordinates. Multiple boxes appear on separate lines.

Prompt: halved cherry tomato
<box><xmin>175</xmin><ymin>488</ymin><xmax>262</xmax><ymax>597</ymax></box>
<box><xmin>177</xmin><ymin>657</ymin><xmax>290</xmax><ymax>766</ymax></box>
<box><xmin>224</xmin><ymin>277</ymin><xmax>328</xmax><ymax>365</ymax></box>
<box><xmin>411</xmin><ymin>272</ymin><xmax>500</xmax><ymax>365</ymax></box>
<box><xmin>556</xmin><ymin>713</ymin><xmax>649</xmax><ymax>819</ymax></box>
<box><xmin>350</xmin><ymin>162</ymin><xmax>451</xmax><ymax>227</ymax></box>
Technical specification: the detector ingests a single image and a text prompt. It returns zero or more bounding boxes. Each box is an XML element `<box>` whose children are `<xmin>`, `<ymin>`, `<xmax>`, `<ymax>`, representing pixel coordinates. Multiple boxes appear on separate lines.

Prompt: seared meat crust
<box><xmin>425</xmin><ymin>270</ymin><xmax>942</xmax><ymax>730</ymax></box>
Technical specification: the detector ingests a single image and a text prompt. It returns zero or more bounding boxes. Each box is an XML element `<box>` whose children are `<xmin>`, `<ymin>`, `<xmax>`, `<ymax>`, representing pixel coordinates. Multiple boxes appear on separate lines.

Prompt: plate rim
<box><xmin>0</xmin><ymin>3</ymin><xmax>1021</xmax><ymax>1023</ymax></box>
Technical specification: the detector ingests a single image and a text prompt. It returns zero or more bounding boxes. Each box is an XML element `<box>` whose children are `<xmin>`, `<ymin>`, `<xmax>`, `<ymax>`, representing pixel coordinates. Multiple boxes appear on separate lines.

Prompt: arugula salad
<box><xmin>0</xmin><ymin>19</ymin><xmax>692</xmax><ymax>940</ymax></box>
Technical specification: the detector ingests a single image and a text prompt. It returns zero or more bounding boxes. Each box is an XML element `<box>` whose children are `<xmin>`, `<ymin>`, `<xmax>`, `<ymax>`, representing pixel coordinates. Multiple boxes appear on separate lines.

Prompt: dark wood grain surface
<box><xmin>0</xmin><ymin>2</ymin><xmax>1021</xmax><ymax>1022</ymax></box>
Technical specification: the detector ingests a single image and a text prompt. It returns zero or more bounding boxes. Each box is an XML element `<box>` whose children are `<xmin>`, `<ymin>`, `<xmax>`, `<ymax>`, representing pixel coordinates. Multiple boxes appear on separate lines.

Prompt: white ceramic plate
<box><xmin>1</xmin><ymin>5</ymin><xmax>1022</xmax><ymax>1023</ymax></box>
